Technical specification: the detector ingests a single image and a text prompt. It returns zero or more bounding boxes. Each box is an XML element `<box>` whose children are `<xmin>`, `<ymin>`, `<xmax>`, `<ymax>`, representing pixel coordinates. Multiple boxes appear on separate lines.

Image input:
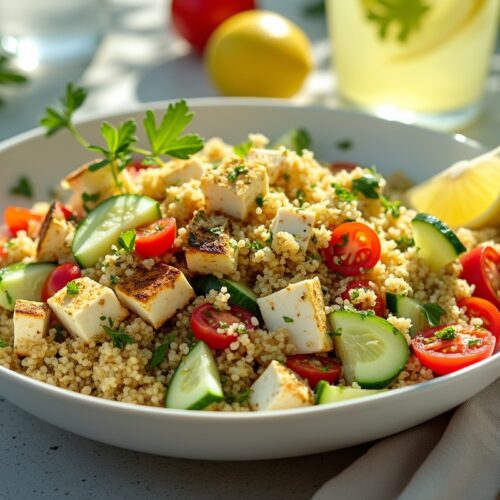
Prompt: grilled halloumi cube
<box><xmin>271</xmin><ymin>207</ymin><xmax>315</xmax><ymax>251</ymax></box>
<box><xmin>185</xmin><ymin>212</ymin><xmax>238</xmax><ymax>275</ymax></box>
<box><xmin>13</xmin><ymin>300</ymin><xmax>51</xmax><ymax>357</ymax></box>
<box><xmin>47</xmin><ymin>277</ymin><xmax>128</xmax><ymax>342</ymax></box>
<box><xmin>62</xmin><ymin>160</ymin><xmax>136</xmax><ymax>214</ymax></box>
<box><xmin>37</xmin><ymin>201</ymin><xmax>75</xmax><ymax>262</ymax></box>
<box><xmin>246</xmin><ymin>148</ymin><xmax>287</xmax><ymax>183</ymax></box>
<box><xmin>115</xmin><ymin>263</ymin><xmax>195</xmax><ymax>329</ymax></box>
<box><xmin>249</xmin><ymin>360</ymin><xmax>314</xmax><ymax>411</ymax></box>
<box><xmin>257</xmin><ymin>277</ymin><xmax>332</xmax><ymax>355</ymax></box>
<box><xmin>201</xmin><ymin>159</ymin><xmax>269</xmax><ymax>220</ymax></box>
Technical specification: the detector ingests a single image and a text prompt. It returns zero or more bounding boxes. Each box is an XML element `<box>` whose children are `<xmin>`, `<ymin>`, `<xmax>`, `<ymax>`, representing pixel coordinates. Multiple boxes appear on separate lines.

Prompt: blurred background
<box><xmin>0</xmin><ymin>0</ymin><xmax>499</xmax><ymax>143</ymax></box>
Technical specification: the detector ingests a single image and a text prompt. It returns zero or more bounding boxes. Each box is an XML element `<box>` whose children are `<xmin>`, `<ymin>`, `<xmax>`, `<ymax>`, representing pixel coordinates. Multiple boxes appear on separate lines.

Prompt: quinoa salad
<box><xmin>0</xmin><ymin>94</ymin><xmax>498</xmax><ymax>412</ymax></box>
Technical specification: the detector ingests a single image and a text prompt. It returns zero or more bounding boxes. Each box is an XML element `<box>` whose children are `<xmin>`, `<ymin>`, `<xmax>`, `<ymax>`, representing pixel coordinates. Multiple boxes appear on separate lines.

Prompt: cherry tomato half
<box><xmin>286</xmin><ymin>355</ymin><xmax>342</xmax><ymax>388</ymax></box>
<box><xmin>41</xmin><ymin>263</ymin><xmax>82</xmax><ymax>302</ymax></box>
<box><xmin>171</xmin><ymin>0</ymin><xmax>256</xmax><ymax>54</ymax></box>
<box><xmin>322</xmin><ymin>222</ymin><xmax>381</xmax><ymax>276</ymax></box>
<box><xmin>4</xmin><ymin>206</ymin><xmax>44</xmax><ymax>236</ymax></box>
<box><xmin>341</xmin><ymin>280</ymin><xmax>386</xmax><ymax>317</ymax></box>
<box><xmin>330</xmin><ymin>162</ymin><xmax>358</xmax><ymax>173</ymax></box>
<box><xmin>412</xmin><ymin>324</ymin><xmax>495</xmax><ymax>376</ymax></box>
<box><xmin>135</xmin><ymin>218</ymin><xmax>177</xmax><ymax>258</ymax></box>
<box><xmin>191</xmin><ymin>303</ymin><xmax>255</xmax><ymax>350</ymax></box>
<box><xmin>458</xmin><ymin>297</ymin><xmax>500</xmax><ymax>352</ymax></box>
<box><xmin>460</xmin><ymin>246</ymin><xmax>499</xmax><ymax>309</ymax></box>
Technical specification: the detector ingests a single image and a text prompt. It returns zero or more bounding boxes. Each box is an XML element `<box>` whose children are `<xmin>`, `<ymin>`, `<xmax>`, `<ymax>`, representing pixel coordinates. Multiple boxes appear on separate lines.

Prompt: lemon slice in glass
<box><xmin>405</xmin><ymin>146</ymin><xmax>500</xmax><ymax>229</ymax></box>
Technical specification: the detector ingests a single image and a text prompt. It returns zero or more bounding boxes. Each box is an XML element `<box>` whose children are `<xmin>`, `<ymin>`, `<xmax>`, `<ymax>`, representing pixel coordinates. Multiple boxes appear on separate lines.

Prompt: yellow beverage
<box><xmin>327</xmin><ymin>0</ymin><xmax>499</xmax><ymax>127</ymax></box>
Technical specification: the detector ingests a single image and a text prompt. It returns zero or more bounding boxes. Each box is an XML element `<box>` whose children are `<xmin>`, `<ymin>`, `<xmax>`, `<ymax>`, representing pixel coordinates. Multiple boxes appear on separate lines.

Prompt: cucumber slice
<box><xmin>0</xmin><ymin>262</ymin><xmax>56</xmax><ymax>310</ymax></box>
<box><xmin>72</xmin><ymin>194</ymin><xmax>160</xmax><ymax>267</ymax></box>
<box><xmin>386</xmin><ymin>293</ymin><xmax>428</xmax><ymax>338</ymax></box>
<box><xmin>191</xmin><ymin>275</ymin><xmax>260</xmax><ymax>316</ymax></box>
<box><xmin>411</xmin><ymin>213</ymin><xmax>466</xmax><ymax>271</ymax></box>
<box><xmin>165</xmin><ymin>341</ymin><xmax>224</xmax><ymax>410</ymax></box>
<box><xmin>328</xmin><ymin>310</ymin><xmax>409</xmax><ymax>389</ymax></box>
<box><xmin>315</xmin><ymin>380</ymin><xmax>385</xmax><ymax>405</ymax></box>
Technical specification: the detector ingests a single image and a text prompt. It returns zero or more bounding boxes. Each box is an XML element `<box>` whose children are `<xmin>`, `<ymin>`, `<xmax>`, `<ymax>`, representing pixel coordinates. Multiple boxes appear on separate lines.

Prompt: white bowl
<box><xmin>0</xmin><ymin>99</ymin><xmax>498</xmax><ymax>460</ymax></box>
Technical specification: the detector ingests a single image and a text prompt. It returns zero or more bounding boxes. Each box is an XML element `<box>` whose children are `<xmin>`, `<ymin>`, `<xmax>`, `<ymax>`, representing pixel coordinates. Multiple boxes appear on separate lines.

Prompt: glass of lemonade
<box><xmin>327</xmin><ymin>0</ymin><xmax>500</xmax><ymax>130</ymax></box>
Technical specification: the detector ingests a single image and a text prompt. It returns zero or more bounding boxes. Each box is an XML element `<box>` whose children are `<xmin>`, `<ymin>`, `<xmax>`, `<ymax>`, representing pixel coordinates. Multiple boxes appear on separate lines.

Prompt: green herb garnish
<box><xmin>0</xmin><ymin>338</ymin><xmax>8</xmax><ymax>348</ymax></box>
<box><xmin>352</xmin><ymin>174</ymin><xmax>380</xmax><ymax>199</ymax></box>
<box><xmin>296</xmin><ymin>189</ymin><xmax>305</xmax><ymax>207</ymax></box>
<box><xmin>228</xmin><ymin>165</ymin><xmax>248</xmax><ymax>182</ymax></box>
<box><xmin>225</xmin><ymin>388</ymin><xmax>251</xmax><ymax>404</ymax></box>
<box><xmin>149</xmin><ymin>333</ymin><xmax>175</xmax><ymax>369</ymax></box>
<box><xmin>208</xmin><ymin>226</ymin><xmax>224</xmax><ymax>236</ymax></box>
<box><xmin>395</xmin><ymin>236</ymin><xmax>415</xmax><ymax>251</ymax></box>
<box><xmin>332</xmin><ymin>183</ymin><xmax>357</xmax><ymax>202</ymax></box>
<box><xmin>247</xmin><ymin>240</ymin><xmax>263</xmax><ymax>251</ymax></box>
<box><xmin>66</xmin><ymin>281</ymin><xmax>80</xmax><ymax>296</ymax></box>
<box><xmin>102</xmin><ymin>321</ymin><xmax>134</xmax><ymax>349</ymax></box>
<box><xmin>0</xmin><ymin>54</ymin><xmax>27</xmax><ymax>105</ymax></box>
<box><xmin>255</xmin><ymin>194</ymin><xmax>264</xmax><ymax>207</ymax></box>
<box><xmin>5</xmin><ymin>290</ymin><xmax>13</xmax><ymax>307</ymax></box>
<box><xmin>283</xmin><ymin>316</ymin><xmax>294</xmax><ymax>323</ymax></box>
<box><xmin>435</xmin><ymin>326</ymin><xmax>456</xmax><ymax>340</ymax></box>
<box><xmin>82</xmin><ymin>192</ymin><xmax>100</xmax><ymax>213</ymax></box>
<box><xmin>9</xmin><ymin>176</ymin><xmax>33</xmax><ymax>198</ymax></box>
<box><xmin>467</xmin><ymin>338</ymin><xmax>482</xmax><ymax>347</ymax></box>
<box><xmin>381</xmin><ymin>196</ymin><xmax>401</xmax><ymax>218</ymax></box>
<box><xmin>118</xmin><ymin>229</ymin><xmax>136</xmax><ymax>253</ymax></box>
<box><xmin>273</xmin><ymin>128</ymin><xmax>312</xmax><ymax>154</ymax></box>
<box><xmin>233</xmin><ymin>140</ymin><xmax>252</xmax><ymax>158</ymax></box>
<box><xmin>304</xmin><ymin>0</ymin><xmax>325</xmax><ymax>16</ymax></box>
<box><xmin>421</xmin><ymin>303</ymin><xmax>445</xmax><ymax>327</ymax></box>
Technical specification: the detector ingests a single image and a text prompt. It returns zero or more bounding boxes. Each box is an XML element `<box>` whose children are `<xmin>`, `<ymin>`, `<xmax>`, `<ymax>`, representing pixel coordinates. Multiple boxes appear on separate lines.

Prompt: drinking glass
<box><xmin>327</xmin><ymin>0</ymin><xmax>500</xmax><ymax>130</ymax></box>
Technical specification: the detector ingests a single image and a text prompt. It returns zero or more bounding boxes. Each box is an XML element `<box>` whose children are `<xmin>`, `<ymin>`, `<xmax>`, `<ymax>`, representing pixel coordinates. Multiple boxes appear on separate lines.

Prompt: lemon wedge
<box><xmin>406</xmin><ymin>146</ymin><xmax>500</xmax><ymax>229</ymax></box>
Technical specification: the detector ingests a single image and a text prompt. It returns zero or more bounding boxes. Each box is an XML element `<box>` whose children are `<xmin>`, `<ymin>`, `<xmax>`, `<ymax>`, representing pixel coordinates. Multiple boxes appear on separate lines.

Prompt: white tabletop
<box><xmin>0</xmin><ymin>1</ymin><xmax>499</xmax><ymax>499</ymax></box>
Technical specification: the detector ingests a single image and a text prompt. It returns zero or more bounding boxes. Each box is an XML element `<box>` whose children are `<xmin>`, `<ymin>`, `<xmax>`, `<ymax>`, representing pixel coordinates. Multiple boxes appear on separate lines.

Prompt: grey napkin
<box><xmin>313</xmin><ymin>378</ymin><xmax>500</xmax><ymax>500</ymax></box>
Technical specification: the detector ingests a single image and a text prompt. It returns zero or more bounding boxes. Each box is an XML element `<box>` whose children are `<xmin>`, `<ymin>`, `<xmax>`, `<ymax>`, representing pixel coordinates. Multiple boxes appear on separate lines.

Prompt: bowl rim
<box><xmin>0</xmin><ymin>98</ymin><xmax>494</xmax><ymax>422</ymax></box>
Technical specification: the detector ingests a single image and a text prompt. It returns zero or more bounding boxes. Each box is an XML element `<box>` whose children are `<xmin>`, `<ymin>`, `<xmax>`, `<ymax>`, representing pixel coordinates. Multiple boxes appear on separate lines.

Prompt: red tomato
<box><xmin>191</xmin><ymin>303</ymin><xmax>255</xmax><ymax>350</ymax></box>
<box><xmin>135</xmin><ymin>218</ymin><xmax>177</xmax><ymax>258</ymax></box>
<box><xmin>330</xmin><ymin>162</ymin><xmax>358</xmax><ymax>173</ymax></box>
<box><xmin>457</xmin><ymin>297</ymin><xmax>500</xmax><ymax>352</ymax></box>
<box><xmin>55</xmin><ymin>202</ymin><xmax>74</xmax><ymax>221</ymax></box>
<box><xmin>41</xmin><ymin>263</ymin><xmax>82</xmax><ymax>302</ymax></box>
<box><xmin>171</xmin><ymin>0</ymin><xmax>256</xmax><ymax>54</ymax></box>
<box><xmin>286</xmin><ymin>355</ymin><xmax>341</xmax><ymax>388</ymax></box>
<box><xmin>460</xmin><ymin>246</ymin><xmax>500</xmax><ymax>309</ymax></box>
<box><xmin>322</xmin><ymin>222</ymin><xmax>381</xmax><ymax>276</ymax></box>
<box><xmin>341</xmin><ymin>280</ymin><xmax>386</xmax><ymax>317</ymax></box>
<box><xmin>412</xmin><ymin>324</ymin><xmax>495</xmax><ymax>376</ymax></box>
<box><xmin>5</xmin><ymin>206</ymin><xmax>44</xmax><ymax>236</ymax></box>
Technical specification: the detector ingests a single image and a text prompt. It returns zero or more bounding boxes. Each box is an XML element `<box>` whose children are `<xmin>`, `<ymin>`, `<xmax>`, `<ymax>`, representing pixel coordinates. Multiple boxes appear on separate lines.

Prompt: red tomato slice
<box><xmin>412</xmin><ymin>324</ymin><xmax>495</xmax><ymax>376</ymax></box>
<box><xmin>460</xmin><ymin>246</ymin><xmax>499</xmax><ymax>309</ymax></box>
<box><xmin>171</xmin><ymin>0</ymin><xmax>256</xmax><ymax>54</ymax></box>
<box><xmin>4</xmin><ymin>206</ymin><xmax>44</xmax><ymax>236</ymax></box>
<box><xmin>286</xmin><ymin>355</ymin><xmax>341</xmax><ymax>388</ymax></box>
<box><xmin>191</xmin><ymin>303</ymin><xmax>255</xmax><ymax>350</ymax></box>
<box><xmin>322</xmin><ymin>222</ymin><xmax>381</xmax><ymax>276</ymax></box>
<box><xmin>55</xmin><ymin>202</ymin><xmax>75</xmax><ymax>221</ymax></box>
<box><xmin>457</xmin><ymin>297</ymin><xmax>500</xmax><ymax>352</ymax></box>
<box><xmin>341</xmin><ymin>280</ymin><xmax>386</xmax><ymax>317</ymax></box>
<box><xmin>135</xmin><ymin>218</ymin><xmax>177</xmax><ymax>258</ymax></box>
<box><xmin>41</xmin><ymin>263</ymin><xmax>82</xmax><ymax>302</ymax></box>
<box><xmin>330</xmin><ymin>162</ymin><xmax>359</xmax><ymax>173</ymax></box>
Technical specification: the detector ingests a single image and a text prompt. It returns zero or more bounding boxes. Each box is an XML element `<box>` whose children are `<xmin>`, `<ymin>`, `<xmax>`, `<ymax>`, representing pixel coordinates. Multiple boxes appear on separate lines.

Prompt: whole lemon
<box><xmin>205</xmin><ymin>10</ymin><xmax>313</xmax><ymax>97</ymax></box>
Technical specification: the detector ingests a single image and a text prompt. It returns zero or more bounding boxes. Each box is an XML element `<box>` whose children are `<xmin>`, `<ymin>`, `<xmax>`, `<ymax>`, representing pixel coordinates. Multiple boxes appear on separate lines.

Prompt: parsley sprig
<box><xmin>421</xmin><ymin>303</ymin><xmax>445</xmax><ymax>327</ymax></box>
<box><xmin>0</xmin><ymin>54</ymin><xmax>28</xmax><ymax>104</ymax></box>
<box><xmin>40</xmin><ymin>85</ymin><xmax>204</xmax><ymax>191</ymax></box>
<box><xmin>101</xmin><ymin>317</ymin><xmax>135</xmax><ymax>349</ymax></box>
<box><xmin>9</xmin><ymin>176</ymin><xmax>33</xmax><ymax>198</ymax></box>
<box><xmin>149</xmin><ymin>333</ymin><xmax>176</xmax><ymax>369</ymax></box>
<box><xmin>118</xmin><ymin>229</ymin><xmax>136</xmax><ymax>253</ymax></box>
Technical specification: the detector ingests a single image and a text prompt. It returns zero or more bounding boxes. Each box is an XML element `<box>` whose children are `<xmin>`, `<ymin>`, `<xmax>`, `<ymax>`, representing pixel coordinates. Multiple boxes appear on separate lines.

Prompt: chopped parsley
<box><xmin>336</xmin><ymin>139</ymin><xmax>353</xmax><ymax>151</ymax></box>
<box><xmin>421</xmin><ymin>303</ymin><xmax>445</xmax><ymax>327</ymax></box>
<box><xmin>118</xmin><ymin>229</ymin><xmax>136</xmax><ymax>253</ymax></box>
<box><xmin>82</xmin><ymin>192</ymin><xmax>100</xmax><ymax>212</ymax></box>
<box><xmin>4</xmin><ymin>290</ymin><xmax>12</xmax><ymax>307</ymax></box>
<box><xmin>283</xmin><ymin>316</ymin><xmax>294</xmax><ymax>323</ymax></box>
<box><xmin>296</xmin><ymin>189</ymin><xmax>305</xmax><ymax>207</ymax></box>
<box><xmin>467</xmin><ymin>338</ymin><xmax>482</xmax><ymax>347</ymax></box>
<box><xmin>381</xmin><ymin>196</ymin><xmax>401</xmax><ymax>218</ymax></box>
<box><xmin>349</xmin><ymin>289</ymin><xmax>360</xmax><ymax>300</ymax></box>
<box><xmin>208</xmin><ymin>226</ymin><xmax>224</xmax><ymax>236</ymax></box>
<box><xmin>352</xmin><ymin>173</ymin><xmax>380</xmax><ymax>199</ymax></box>
<box><xmin>110</xmin><ymin>274</ymin><xmax>120</xmax><ymax>285</ymax></box>
<box><xmin>102</xmin><ymin>318</ymin><xmax>134</xmax><ymax>349</ymax></box>
<box><xmin>225</xmin><ymin>388</ymin><xmax>251</xmax><ymax>404</ymax></box>
<box><xmin>149</xmin><ymin>333</ymin><xmax>176</xmax><ymax>369</ymax></box>
<box><xmin>233</xmin><ymin>140</ymin><xmax>252</xmax><ymax>158</ymax></box>
<box><xmin>255</xmin><ymin>194</ymin><xmax>264</xmax><ymax>207</ymax></box>
<box><xmin>9</xmin><ymin>176</ymin><xmax>33</xmax><ymax>198</ymax></box>
<box><xmin>273</xmin><ymin>128</ymin><xmax>312</xmax><ymax>154</ymax></box>
<box><xmin>66</xmin><ymin>280</ymin><xmax>80</xmax><ymax>296</ymax></box>
<box><xmin>0</xmin><ymin>338</ymin><xmax>7</xmax><ymax>348</ymax></box>
<box><xmin>265</xmin><ymin>231</ymin><xmax>273</xmax><ymax>246</ymax></box>
<box><xmin>435</xmin><ymin>326</ymin><xmax>456</xmax><ymax>340</ymax></box>
<box><xmin>246</xmin><ymin>240</ymin><xmax>263</xmax><ymax>252</ymax></box>
<box><xmin>332</xmin><ymin>183</ymin><xmax>356</xmax><ymax>202</ymax></box>
<box><xmin>395</xmin><ymin>236</ymin><xmax>415</xmax><ymax>251</ymax></box>
<box><xmin>227</xmin><ymin>165</ymin><xmax>248</xmax><ymax>182</ymax></box>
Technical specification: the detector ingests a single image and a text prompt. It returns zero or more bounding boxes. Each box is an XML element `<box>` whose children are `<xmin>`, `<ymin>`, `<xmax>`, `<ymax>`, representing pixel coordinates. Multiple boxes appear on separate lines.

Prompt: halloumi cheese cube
<box><xmin>257</xmin><ymin>277</ymin><xmax>332</xmax><ymax>355</ymax></box>
<box><xmin>201</xmin><ymin>159</ymin><xmax>269</xmax><ymax>220</ymax></box>
<box><xmin>62</xmin><ymin>160</ymin><xmax>136</xmax><ymax>214</ymax></box>
<box><xmin>37</xmin><ymin>201</ymin><xmax>75</xmax><ymax>262</ymax></box>
<box><xmin>13</xmin><ymin>300</ymin><xmax>51</xmax><ymax>357</ymax></box>
<box><xmin>271</xmin><ymin>207</ymin><xmax>315</xmax><ymax>251</ymax></box>
<box><xmin>115</xmin><ymin>263</ymin><xmax>195</xmax><ymax>329</ymax></box>
<box><xmin>249</xmin><ymin>360</ymin><xmax>314</xmax><ymax>411</ymax></box>
<box><xmin>47</xmin><ymin>277</ymin><xmax>128</xmax><ymax>342</ymax></box>
<box><xmin>246</xmin><ymin>148</ymin><xmax>287</xmax><ymax>184</ymax></box>
<box><xmin>185</xmin><ymin>212</ymin><xmax>238</xmax><ymax>275</ymax></box>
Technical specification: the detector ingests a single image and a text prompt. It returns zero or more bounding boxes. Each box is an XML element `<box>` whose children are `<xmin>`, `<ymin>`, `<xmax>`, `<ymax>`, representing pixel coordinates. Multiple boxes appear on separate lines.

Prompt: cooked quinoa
<box><xmin>0</xmin><ymin>133</ymin><xmax>498</xmax><ymax>412</ymax></box>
